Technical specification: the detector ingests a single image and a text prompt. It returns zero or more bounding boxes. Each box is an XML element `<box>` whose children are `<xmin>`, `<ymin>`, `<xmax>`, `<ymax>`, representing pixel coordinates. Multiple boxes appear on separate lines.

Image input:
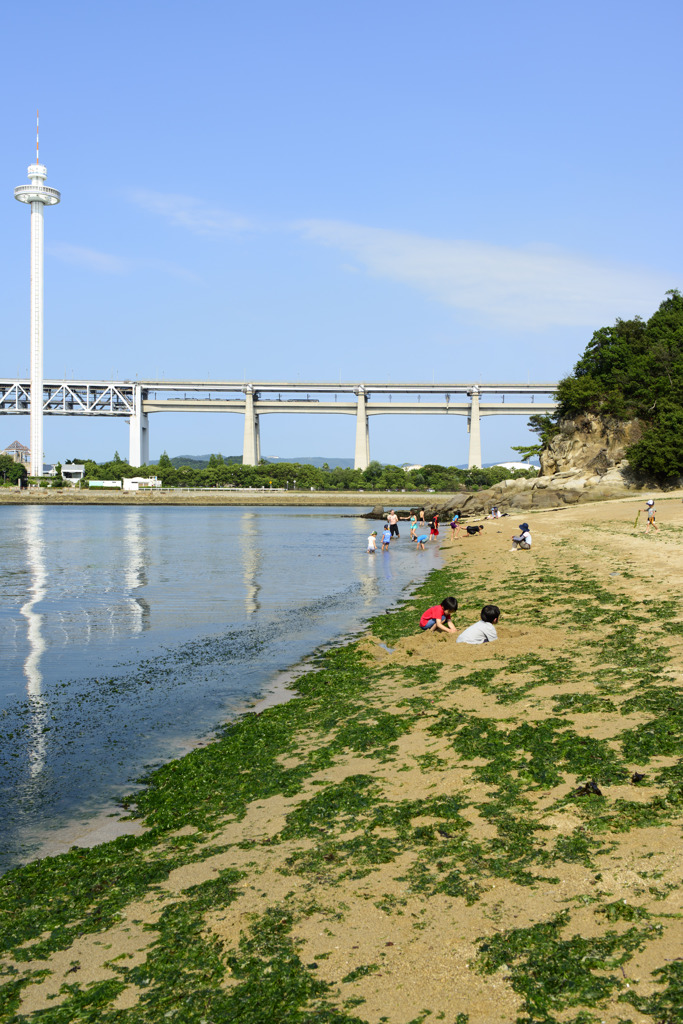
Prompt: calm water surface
<box><xmin>0</xmin><ymin>505</ymin><xmax>440</xmax><ymax>870</ymax></box>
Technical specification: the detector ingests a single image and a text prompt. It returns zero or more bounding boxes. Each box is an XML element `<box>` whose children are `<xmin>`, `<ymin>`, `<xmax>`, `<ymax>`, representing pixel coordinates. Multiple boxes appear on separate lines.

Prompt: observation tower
<box><xmin>14</xmin><ymin>116</ymin><xmax>61</xmax><ymax>478</ymax></box>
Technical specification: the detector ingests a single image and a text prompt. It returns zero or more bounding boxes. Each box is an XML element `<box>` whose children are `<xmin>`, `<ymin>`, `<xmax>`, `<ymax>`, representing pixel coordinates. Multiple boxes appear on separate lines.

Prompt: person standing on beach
<box><xmin>430</xmin><ymin>513</ymin><xmax>439</xmax><ymax>540</ymax></box>
<box><xmin>644</xmin><ymin>500</ymin><xmax>659</xmax><ymax>533</ymax></box>
<box><xmin>381</xmin><ymin>525</ymin><xmax>392</xmax><ymax>552</ymax></box>
<box><xmin>409</xmin><ymin>514</ymin><xmax>418</xmax><ymax>541</ymax></box>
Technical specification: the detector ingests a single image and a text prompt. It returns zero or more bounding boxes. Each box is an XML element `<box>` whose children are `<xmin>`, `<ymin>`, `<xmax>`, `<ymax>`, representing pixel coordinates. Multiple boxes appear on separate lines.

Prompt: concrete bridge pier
<box><xmin>129</xmin><ymin>385</ymin><xmax>149</xmax><ymax>467</ymax></box>
<box><xmin>243</xmin><ymin>387</ymin><xmax>259</xmax><ymax>466</ymax></box>
<box><xmin>354</xmin><ymin>388</ymin><xmax>370</xmax><ymax>471</ymax></box>
<box><xmin>467</xmin><ymin>387</ymin><xmax>482</xmax><ymax>469</ymax></box>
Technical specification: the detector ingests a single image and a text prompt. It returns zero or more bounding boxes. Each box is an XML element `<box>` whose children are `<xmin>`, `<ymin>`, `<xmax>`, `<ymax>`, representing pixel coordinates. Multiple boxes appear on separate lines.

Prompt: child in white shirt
<box><xmin>457</xmin><ymin>605</ymin><xmax>500</xmax><ymax>644</ymax></box>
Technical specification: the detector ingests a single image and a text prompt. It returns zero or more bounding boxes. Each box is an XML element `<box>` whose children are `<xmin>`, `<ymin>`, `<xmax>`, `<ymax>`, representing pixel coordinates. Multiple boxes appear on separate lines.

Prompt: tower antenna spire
<box><xmin>36</xmin><ymin>109</ymin><xmax>39</xmax><ymax>163</ymax></box>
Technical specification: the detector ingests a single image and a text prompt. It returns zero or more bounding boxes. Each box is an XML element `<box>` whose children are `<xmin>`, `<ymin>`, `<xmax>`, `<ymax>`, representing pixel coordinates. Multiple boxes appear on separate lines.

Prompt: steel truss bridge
<box><xmin>0</xmin><ymin>378</ymin><xmax>558</xmax><ymax>470</ymax></box>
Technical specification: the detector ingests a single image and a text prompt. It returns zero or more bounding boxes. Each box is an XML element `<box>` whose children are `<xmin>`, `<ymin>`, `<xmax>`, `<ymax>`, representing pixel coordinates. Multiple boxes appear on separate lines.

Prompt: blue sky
<box><xmin>2</xmin><ymin>0</ymin><xmax>681</xmax><ymax>465</ymax></box>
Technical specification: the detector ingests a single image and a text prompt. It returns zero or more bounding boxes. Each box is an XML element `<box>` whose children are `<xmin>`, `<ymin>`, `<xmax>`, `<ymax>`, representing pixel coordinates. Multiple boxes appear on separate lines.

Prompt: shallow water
<box><xmin>0</xmin><ymin>505</ymin><xmax>440</xmax><ymax>870</ymax></box>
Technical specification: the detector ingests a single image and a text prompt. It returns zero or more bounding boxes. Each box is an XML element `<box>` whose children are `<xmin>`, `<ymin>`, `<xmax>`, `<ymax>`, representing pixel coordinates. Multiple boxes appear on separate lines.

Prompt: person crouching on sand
<box><xmin>457</xmin><ymin>605</ymin><xmax>500</xmax><ymax>644</ymax></box>
<box><xmin>465</xmin><ymin>524</ymin><xmax>484</xmax><ymax>537</ymax></box>
<box><xmin>511</xmin><ymin>523</ymin><xmax>531</xmax><ymax>551</ymax></box>
<box><xmin>419</xmin><ymin>596</ymin><xmax>458</xmax><ymax>634</ymax></box>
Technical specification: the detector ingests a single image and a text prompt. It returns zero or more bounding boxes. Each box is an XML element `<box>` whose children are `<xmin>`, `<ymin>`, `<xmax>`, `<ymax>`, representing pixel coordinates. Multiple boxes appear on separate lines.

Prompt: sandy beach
<box><xmin>3</xmin><ymin>493</ymin><xmax>683</xmax><ymax>1022</ymax></box>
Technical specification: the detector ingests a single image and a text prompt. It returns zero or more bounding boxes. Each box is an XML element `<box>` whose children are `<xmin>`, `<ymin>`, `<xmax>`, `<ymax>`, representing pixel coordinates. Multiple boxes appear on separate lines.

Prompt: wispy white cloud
<box><xmin>295</xmin><ymin>219</ymin><xmax>673</xmax><ymax>330</ymax></box>
<box><xmin>49</xmin><ymin>243</ymin><xmax>129</xmax><ymax>274</ymax></box>
<box><xmin>129</xmin><ymin>190</ymin><xmax>251</xmax><ymax>236</ymax></box>
<box><xmin>49</xmin><ymin>242</ymin><xmax>200</xmax><ymax>282</ymax></box>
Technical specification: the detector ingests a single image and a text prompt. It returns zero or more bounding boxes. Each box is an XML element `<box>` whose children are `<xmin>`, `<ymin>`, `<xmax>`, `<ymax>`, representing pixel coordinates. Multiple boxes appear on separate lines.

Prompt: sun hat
<box><xmin>519</xmin><ymin>523</ymin><xmax>530</xmax><ymax>531</ymax></box>
<box><xmin>646</xmin><ymin>499</ymin><xmax>654</xmax><ymax>506</ymax></box>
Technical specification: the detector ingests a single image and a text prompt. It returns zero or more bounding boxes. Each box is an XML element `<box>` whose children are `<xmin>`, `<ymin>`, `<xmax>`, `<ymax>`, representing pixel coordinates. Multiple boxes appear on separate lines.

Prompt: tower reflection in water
<box><xmin>17</xmin><ymin>506</ymin><xmax>153</xmax><ymax>782</ymax></box>
<box><xmin>123</xmin><ymin>509</ymin><xmax>151</xmax><ymax>632</ymax></box>
<box><xmin>240</xmin><ymin>511</ymin><xmax>262</xmax><ymax>616</ymax></box>
<box><xmin>19</xmin><ymin>508</ymin><xmax>48</xmax><ymax>779</ymax></box>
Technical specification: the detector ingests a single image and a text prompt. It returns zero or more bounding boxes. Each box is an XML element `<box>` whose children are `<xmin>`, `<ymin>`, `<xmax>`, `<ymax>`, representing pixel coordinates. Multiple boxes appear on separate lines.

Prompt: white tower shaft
<box><xmin>15</xmin><ymin>144</ymin><xmax>60</xmax><ymax>479</ymax></box>
<box><xmin>30</xmin><ymin>199</ymin><xmax>45</xmax><ymax>478</ymax></box>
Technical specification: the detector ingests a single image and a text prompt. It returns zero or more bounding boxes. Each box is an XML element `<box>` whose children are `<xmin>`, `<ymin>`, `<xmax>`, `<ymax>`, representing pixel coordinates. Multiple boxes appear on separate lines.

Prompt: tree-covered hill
<box><xmin>552</xmin><ymin>290</ymin><xmax>683</xmax><ymax>480</ymax></box>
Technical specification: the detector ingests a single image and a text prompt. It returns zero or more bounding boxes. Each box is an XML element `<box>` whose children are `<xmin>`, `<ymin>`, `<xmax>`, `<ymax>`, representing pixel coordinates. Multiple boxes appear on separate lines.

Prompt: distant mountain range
<box><xmin>157</xmin><ymin>454</ymin><xmax>357</xmax><ymax>470</ymax></box>
<box><xmin>152</xmin><ymin>454</ymin><xmax>534</xmax><ymax>471</ymax></box>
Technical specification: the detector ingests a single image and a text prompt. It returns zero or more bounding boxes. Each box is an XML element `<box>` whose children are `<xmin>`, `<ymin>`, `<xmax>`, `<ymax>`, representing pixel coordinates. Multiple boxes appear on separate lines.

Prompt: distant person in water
<box><xmin>644</xmin><ymin>500</ymin><xmax>659</xmax><ymax>533</ymax></box>
<box><xmin>510</xmin><ymin>523</ymin><xmax>532</xmax><ymax>551</ymax></box>
<box><xmin>381</xmin><ymin>526</ymin><xmax>392</xmax><ymax>552</ymax></box>
<box><xmin>387</xmin><ymin>510</ymin><xmax>400</xmax><ymax>540</ymax></box>
<box><xmin>465</xmin><ymin>524</ymin><xmax>484</xmax><ymax>537</ymax></box>
<box><xmin>416</xmin><ymin>533</ymin><xmax>429</xmax><ymax>550</ymax></box>
<box><xmin>367</xmin><ymin>531</ymin><xmax>377</xmax><ymax>553</ymax></box>
<box><xmin>419</xmin><ymin>596</ymin><xmax>458</xmax><ymax>633</ymax></box>
<box><xmin>457</xmin><ymin>604</ymin><xmax>500</xmax><ymax>644</ymax></box>
<box><xmin>419</xmin><ymin>508</ymin><xmax>426</xmax><ymax>527</ymax></box>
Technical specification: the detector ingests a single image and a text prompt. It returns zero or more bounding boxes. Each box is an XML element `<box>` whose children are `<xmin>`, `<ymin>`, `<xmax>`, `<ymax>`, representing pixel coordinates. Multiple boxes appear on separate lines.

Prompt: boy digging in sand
<box><xmin>419</xmin><ymin>596</ymin><xmax>458</xmax><ymax>633</ymax></box>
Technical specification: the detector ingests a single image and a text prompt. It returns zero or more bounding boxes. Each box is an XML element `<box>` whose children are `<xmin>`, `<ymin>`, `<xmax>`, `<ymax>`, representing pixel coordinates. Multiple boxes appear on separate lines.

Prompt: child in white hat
<box><xmin>644</xmin><ymin>500</ymin><xmax>659</xmax><ymax>533</ymax></box>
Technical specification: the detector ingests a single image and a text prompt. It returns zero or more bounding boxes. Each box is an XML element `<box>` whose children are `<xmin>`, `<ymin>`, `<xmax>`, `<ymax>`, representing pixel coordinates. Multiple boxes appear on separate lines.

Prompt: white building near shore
<box><xmin>122</xmin><ymin>477</ymin><xmax>161</xmax><ymax>491</ymax></box>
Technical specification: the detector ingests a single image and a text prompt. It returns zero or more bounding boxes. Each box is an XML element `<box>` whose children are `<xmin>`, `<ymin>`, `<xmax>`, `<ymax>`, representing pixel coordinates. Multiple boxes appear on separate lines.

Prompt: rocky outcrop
<box><xmin>540</xmin><ymin>412</ymin><xmax>643</xmax><ymax>480</ymax></box>
<box><xmin>428</xmin><ymin>414</ymin><xmax>646</xmax><ymax>518</ymax></box>
<box><xmin>362</xmin><ymin>414</ymin><xmax>656</xmax><ymax>520</ymax></box>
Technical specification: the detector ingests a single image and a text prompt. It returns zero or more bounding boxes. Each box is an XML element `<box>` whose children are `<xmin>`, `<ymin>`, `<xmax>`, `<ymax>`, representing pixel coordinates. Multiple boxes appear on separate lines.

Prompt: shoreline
<box><xmin>0</xmin><ymin>488</ymin><xmax>435</xmax><ymax>507</ymax></box>
<box><xmin>7</xmin><ymin>564</ymin><xmax>441</xmax><ymax>873</ymax></box>
<box><xmin>3</xmin><ymin>500</ymin><xmax>683</xmax><ymax>1021</ymax></box>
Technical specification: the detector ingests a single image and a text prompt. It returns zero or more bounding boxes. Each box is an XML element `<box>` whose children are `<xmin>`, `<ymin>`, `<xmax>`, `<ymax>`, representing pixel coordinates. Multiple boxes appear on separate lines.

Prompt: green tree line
<box><xmin>75</xmin><ymin>451</ymin><xmax>537</xmax><ymax>492</ymax></box>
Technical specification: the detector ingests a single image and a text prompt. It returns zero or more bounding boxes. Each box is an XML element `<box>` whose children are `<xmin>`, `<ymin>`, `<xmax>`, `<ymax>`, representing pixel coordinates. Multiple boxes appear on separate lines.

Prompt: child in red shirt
<box><xmin>419</xmin><ymin>596</ymin><xmax>458</xmax><ymax>633</ymax></box>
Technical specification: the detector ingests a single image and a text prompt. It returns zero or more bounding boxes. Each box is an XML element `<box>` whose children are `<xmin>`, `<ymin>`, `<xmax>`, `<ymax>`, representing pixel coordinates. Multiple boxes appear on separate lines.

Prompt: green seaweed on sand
<box><xmin>621</xmin><ymin>959</ymin><xmax>683</xmax><ymax>1022</ymax></box>
<box><xmin>3</xmin><ymin>534</ymin><xmax>683</xmax><ymax>1022</ymax></box>
<box><xmin>475</xmin><ymin>910</ymin><xmax>653</xmax><ymax>1022</ymax></box>
<box><xmin>0</xmin><ymin>831</ymin><xmax>222</xmax><ymax>961</ymax></box>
